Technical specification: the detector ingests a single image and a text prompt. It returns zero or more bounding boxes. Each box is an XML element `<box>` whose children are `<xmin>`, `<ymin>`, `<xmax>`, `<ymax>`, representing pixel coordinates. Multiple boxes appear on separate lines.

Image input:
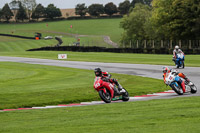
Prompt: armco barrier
<box><xmin>0</xmin><ymin>33</ymin><xmax>35</xmax><ymax>40</ymax></box>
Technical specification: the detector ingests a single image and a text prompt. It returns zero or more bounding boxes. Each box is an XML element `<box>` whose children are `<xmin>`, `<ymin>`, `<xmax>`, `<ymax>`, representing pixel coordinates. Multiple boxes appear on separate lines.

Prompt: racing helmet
<box><xmin>162</xmin><ymin>66</ymin><xmax>170</xmax><ymax>74</ymax></box>
<box><xmin>94</xmin><ymin>67</ymin><xmax>102</xmax><ymax>76</ymax></box>
<box><xmin>175</xmin><ymin>45</ymin><xmax>179</xmax><ymax>50</ymax></box>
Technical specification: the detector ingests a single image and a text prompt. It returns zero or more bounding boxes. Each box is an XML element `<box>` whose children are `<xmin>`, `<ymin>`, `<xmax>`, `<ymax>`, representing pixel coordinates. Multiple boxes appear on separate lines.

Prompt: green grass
<box><xmin>1</xmin><ymin>51</ymin><xmax>200</xmax><ymax>67</ymax></box>
<box><xmin>0</xmin><ymin>62</ymin><xmax>166</xmax><ymax>110</ymax></box>
<box><xmin>0</xmin><ymin>36</ymin><xmax>111</xmax><ymax>52</ymax></box>
<box><xmin>1</xmin><ymin>96</ymin><xmax>200</xmax><ymax>133</ymax></box>
<box><xmin>0</xmin><ymin>38</ymin><xmax>56</xmax><ymax>52</ymax></box>
<box><xmin>0</xmin><ymin>18</ymin><xmax>123</xmax><ymax>44</ymax></box>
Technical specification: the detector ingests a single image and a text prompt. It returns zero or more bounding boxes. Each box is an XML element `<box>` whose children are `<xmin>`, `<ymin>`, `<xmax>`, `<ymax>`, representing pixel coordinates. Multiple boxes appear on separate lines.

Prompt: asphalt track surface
<box><xmin>0</xmin><ymin>56</ymin><xmax>199</xmax><ymax>101</ymax></box>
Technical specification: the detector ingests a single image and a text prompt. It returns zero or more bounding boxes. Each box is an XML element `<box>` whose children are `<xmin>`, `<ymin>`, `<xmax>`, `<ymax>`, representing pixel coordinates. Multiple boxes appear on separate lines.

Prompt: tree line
<box><xmin>0</xmin><ymin>0</ymin><xmax>61</xmax><ymax>22</ymax></box>
<box><xmin>120</xmin><ymin>0</ymin><xmax>200</xmax><ymax>46</ymax></box>
<box><xmin>75</xmin><ymin>0</ymin><xmax>152</xmax><ymax>17</ymax></box>
<box><xmin>0</xmin><ymin>0</ymin><xmax>152</xmax><ymax>22</ymax></box>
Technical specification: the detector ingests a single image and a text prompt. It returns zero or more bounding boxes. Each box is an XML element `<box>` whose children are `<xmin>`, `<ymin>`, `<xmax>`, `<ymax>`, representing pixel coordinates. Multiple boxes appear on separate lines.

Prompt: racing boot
<box><xmin>118</xmin><ymin>84</ymin><xmax>125</xmax><ymax>94</ymax></box>
<box><xmin>178</xmin><ymin>73</ymin><xmax>192</xmax><ymax>85</ymax></box>
<box><xmin>184</xmin><ymin>78</ymin><xmax>193</xmax><ymax>86</ymax></box>
<box><xmin>112</xmin><ymin>79</ymin><xmax>126</xmax><ymax>94</ymax></box>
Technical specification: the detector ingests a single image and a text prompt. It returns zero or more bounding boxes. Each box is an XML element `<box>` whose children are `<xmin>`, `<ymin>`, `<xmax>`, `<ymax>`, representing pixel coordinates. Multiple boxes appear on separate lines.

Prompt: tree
<box><xmin>88</xmin><ymin>4</ymin><xmax>104</xmax><ymax>17</ymax></box>
<box><xmin>169</xmin><ymin>0</ymin><xmax>200</xmax><ymax>39</ymax></box>
<box><xmin>9</xmin><ymin>0</ymin><xmax>20</xmax><ymax>22</ymax></box>
<box><xmin>45</xmin><ymin>4</ymin><xmax>62</xmax><ymax>20</ymax></box>
<box><xmin>118</xmin><ymin>0</ymin><xmax>131</xmax><ymax>15</ymax></box>
<box><xmin>0</xmin><ymin>9</ymin><xmax>3</xmax><ymax>21</ymax></box>
<box><xmin>120</xmin><ymin>3</ymin><xmax>152</xmax><ymax>45</ymax></box>
<box><xmin>151</xmin><ymin>0</ymin><xmax>200</xmax><ymax>40</ymax></box>
<box><xmin>15</xmin><ymin>2</ymin><xmax>28</xmax><ymax>22</ymax></box>
<box><xmin>143</xmin><ymin>0</ymin><xmax>153</xmax><ymax>7</ymax></box>
<box><xmin>1</xmin><ymin>3</ymin><xmax>14</xmax><ymax>22</ymax></box>
<box><xmin>150</xmin><ymin>0</ymin><xmax>173</xmax><ymax>39</ymax></box>
<box><xmin>131</xmin><ymin>0</ymin><xmax>144</xmax><ymax>8</ymax></box>
<box><xmin>20</xmin><ymin>0</ymin><xmax>37</xmax><ymax>21</ymax></box>
<box><xmin>31</xmin><ymin>3</ymin><xmax>45</xmax><ymax>21</ymax></box>
<box><xmin>131</xmin><ymin>0</ymin><xmax>152</xmax><ymax>8</ymax></box>
<box><xmin>104</xmin><ymin>2</ymin><xmax>118</xmax><ymax>17</ymax></box>
<box><xmin>75</xmin><ymin>3</ymin><xmax>87</xmax><ymax>18</ymax></box>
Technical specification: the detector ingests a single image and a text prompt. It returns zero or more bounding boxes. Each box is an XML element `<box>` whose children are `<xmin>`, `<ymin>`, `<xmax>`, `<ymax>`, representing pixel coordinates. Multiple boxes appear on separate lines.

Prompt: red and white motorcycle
<box><xmin>93</xmin><ymin>77</ymin><xmax>129</xmax><ymax>103</ymax></box>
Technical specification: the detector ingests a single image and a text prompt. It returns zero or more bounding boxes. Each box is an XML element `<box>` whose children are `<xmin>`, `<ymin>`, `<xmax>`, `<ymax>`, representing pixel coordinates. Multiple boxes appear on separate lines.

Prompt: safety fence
<box><xmin>122</xmin><ymin>40</ymin><xmax>200</xmax><ymax>49</ymax></box>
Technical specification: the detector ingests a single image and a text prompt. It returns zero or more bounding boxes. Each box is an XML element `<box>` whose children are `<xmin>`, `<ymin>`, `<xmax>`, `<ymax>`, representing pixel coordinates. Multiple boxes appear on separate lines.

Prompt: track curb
<box><xmin>0</xmin><ymin>90</ymin><xmax>175</xmax><ymax>112</ymax></box>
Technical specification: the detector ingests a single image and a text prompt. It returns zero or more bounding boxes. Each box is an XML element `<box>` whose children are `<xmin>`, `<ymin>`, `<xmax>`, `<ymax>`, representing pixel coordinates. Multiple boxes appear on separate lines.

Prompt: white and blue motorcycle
<box><xmin>173</xmin><ymin>53</ymin><xmax>185</xmax><ymax>68</ymax></box>
<box><xmin>165</xmin><ymin>72</ymin><xmax>197</xmax><ymax>95</ymax></box>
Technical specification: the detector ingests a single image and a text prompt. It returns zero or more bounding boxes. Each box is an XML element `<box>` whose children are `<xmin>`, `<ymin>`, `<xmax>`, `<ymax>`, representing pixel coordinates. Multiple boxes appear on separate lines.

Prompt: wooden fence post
<box><xmin>179</xmin><ymin>40</ymin><xmax>182</xmax><ymax>48</ymax></box>
<box><xmin>189</xmin><ymin>40</ymin><xmax>192</xmax><ymax>49</ymax></box>
<box><xmin>170</xmin><ymin>40</ymin><xmax>173</xmax><ymax>49</ymax></box>
<box><xmin>161</xmin><ymin>40</ymin><xmax>163</xmax><ymax>48</ymax></box>
<box><xmin>144</xmin><ymin>40</ymin><xmax>147</xmax><ymax>49</ymax></box>
<box><xmin>199</xmin><ymin>40</ymin><xmax>200</xmax><ymax>48</ymax></box>
<box><xmin>152</xmin><ymin>40</ymin><xmax>155</xmax><ymax>48</ymax></box>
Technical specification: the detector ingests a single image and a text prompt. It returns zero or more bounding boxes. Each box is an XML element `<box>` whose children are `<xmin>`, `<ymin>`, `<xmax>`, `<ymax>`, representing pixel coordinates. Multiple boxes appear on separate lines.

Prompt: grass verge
<box><xmin>0</xmin><ymin>96</ymin><xmax>200</xmax><ymax>133</ymax></box>
<box><xmin>0</xmin><ymin>62</ymin><xmax>166</xmax><ymax>110</ymax></box>
<box><xmin>0</xmin><ymin>51</ymin><xmax>200</xmax><ymax>67</ymax></box>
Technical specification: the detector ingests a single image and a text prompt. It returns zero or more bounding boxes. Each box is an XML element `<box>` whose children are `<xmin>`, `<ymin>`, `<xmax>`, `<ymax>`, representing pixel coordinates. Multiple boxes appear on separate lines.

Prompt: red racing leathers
<box><xmin>95</xmin><ymin>72</ymin><xmax>122</xmax><ymax>90</ymax></box>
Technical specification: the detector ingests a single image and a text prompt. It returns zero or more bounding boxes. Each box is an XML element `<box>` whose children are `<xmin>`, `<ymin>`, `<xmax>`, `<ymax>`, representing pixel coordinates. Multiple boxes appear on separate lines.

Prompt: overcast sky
<box><xmin>0</xmin><ymin>0</ymin><xmax>126</xmax><ymax>9</ymax></box>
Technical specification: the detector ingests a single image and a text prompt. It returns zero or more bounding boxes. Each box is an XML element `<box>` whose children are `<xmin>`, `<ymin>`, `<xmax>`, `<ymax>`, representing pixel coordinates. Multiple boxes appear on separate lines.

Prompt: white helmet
<box><xmin>162</xmin><ymin>66</ymin><xmax>170</xmax><ymax>73</ymax></box>
<box><xmin>175</xmin><ymin>45</ymin><xmax>179</xmax><ymax>50</ymax></box>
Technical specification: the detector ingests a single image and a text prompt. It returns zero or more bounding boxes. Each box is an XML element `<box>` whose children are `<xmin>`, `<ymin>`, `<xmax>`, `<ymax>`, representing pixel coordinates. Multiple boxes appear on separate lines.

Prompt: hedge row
<box><xmin>27</xmin><ymin>46</ymin><xmax>200</xmax><ymax>54</ymax></box>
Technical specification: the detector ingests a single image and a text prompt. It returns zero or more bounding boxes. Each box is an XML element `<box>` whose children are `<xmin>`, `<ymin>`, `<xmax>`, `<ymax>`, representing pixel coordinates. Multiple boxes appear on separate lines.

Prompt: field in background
<box><xmin>1</xmin><ymin>96</ymin><xmax>200</xmax><ymax>133</ymax></box>
<box><xmin>0</xmin><ymin>18</ymin><xmax>123</xmax><ymax>47</ymax></box>
<box><xmin>0</xmin><ymin>36</ymin><xmax>57</xmax><ymax>52</ymax></box>
<box><xmin>0</xmin><ymin>35</ymin><xmax>110</xmax><ymax>52</ymax></box>
<box><xmin>0</xmin><ymin>62</ymin><xmax>165</xmax><ymax>110</ymax></box>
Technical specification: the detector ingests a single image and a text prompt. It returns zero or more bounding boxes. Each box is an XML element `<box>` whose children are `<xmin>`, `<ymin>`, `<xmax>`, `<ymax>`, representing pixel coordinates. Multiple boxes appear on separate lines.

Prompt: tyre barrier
<box><xmin>0</xmin><ymin>33</ymin><xmax>35</xmax><ymax>40</ymax></box>
<box><xmin>27</xmin><ymin>46</ymin><xmax>200</xmax><ymax>54</ymax></box>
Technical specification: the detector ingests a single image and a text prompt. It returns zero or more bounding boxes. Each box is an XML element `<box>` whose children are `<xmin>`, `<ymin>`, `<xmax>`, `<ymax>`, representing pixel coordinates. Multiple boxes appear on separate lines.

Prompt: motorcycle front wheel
<box><xmin>171</xmin><ymin>83</ymin><xmax>183</xmax><ymax>95</ymax></box>
<box><xmin>190</xmin><ymin>84</ymin><xmax>197</xmax><ymax>94</ymax></box>
<box><xmin>122</xmin><ymin>88</ymin><xmax>129</xmax><ymax>101</ymax></box>
<box><xmin>99</xmin><ymin>89</ymin><xmax>111</xmax><ymax>103</ymax></box>
<box><xmin>181</xmin><ymin>61</ymin><xmax>185</xmax><ymax>68</ymax></box>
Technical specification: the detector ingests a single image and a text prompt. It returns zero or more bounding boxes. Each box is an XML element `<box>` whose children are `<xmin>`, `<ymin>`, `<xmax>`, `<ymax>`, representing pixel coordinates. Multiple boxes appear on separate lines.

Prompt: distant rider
<box><xmin>94</xmin><ymin>68</ymin><xmax>124</xmax><ymax>93</ymax></box>
<box><xmin>173</xmin><ymin>45</ymin><xmax>184</xmax><ymax>60</ymax></box>
<box><xmin>162</xmin><ymin>66</ymin><xmax>192</xmax><ymax>93</ymax></box>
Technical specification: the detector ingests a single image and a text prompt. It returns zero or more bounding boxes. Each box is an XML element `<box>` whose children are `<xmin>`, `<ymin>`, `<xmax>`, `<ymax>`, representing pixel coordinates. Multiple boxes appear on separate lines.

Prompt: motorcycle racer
<box><xmin>162</xmin><ymin>66</ymin><xmax>192</xmax><ymax>93</ymax></box>
<box><xmin>173</xmin><ymin>45</ymin><xmax>184</xmax><ymax>59</ymax></box>
<box><xmin>172</xmin><ymin>46</ymin><xmax>185</xmax><ymax>67</ymax></box>
<box><xmin>94</xmin><ymin>68</ymin><xmax>125</xmax><ymax>93</ymax></box>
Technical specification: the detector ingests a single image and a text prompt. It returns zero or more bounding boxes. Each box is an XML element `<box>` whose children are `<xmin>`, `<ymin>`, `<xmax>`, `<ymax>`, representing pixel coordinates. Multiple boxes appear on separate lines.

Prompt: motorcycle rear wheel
<box><xmin>99</xmin><ymin>90</ymin><xmax>111</xmax><ymax>103</ymax></box>
<box><xmin>122</xmin><ymin>88</ymin><xmax>129</xmax><ymax>101</ymax></box>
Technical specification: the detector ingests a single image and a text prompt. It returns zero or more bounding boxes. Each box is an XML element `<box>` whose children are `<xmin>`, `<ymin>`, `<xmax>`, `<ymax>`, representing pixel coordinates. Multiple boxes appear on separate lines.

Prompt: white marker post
<box><xmin>58</xmin><ymin>54</ymin><xmax>67</xmax><ymax>59</ymax></box>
